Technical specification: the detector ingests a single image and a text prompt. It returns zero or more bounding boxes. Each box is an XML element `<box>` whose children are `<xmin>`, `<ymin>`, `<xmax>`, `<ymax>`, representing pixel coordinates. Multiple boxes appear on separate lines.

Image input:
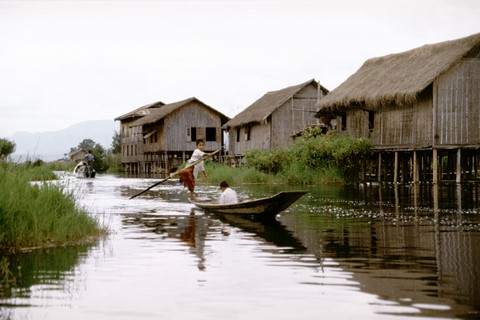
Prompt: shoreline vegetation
<box><xmin>207</xmin><ymin>132</ymin><xmax>372</xmax><ymax>186</ymax></box>
<box><xmin>0</xmin><ymin>162</ymin><xmax>107</xmax><ymax>254</ymax></box>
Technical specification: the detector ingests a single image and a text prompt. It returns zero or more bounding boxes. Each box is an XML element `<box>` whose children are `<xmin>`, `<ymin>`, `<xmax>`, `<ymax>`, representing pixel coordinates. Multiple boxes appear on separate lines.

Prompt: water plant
<box><xmin>0</xmin><ymin>162</ymin><xmax>106</xmax><ymax>252</ymax></box>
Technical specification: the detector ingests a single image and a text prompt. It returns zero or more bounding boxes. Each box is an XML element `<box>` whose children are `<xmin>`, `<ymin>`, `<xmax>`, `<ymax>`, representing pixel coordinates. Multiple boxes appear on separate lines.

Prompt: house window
<box><xmin>244</xmin><ymin>126</ymin><xmax>251</xmax><ymax>141</ymax></box>
<box><xmin>206</xmin><ymin>127</ymin><xmax>217</xmax><ymax>141</ymax></box>
<box><xmin>188</xmin><ymin>127</ymin><xmax>197</xmax><ymax>141</ymax></box>
<box><xmin>236</xmin><ymin>127</ymin><xmax>240</xmax><ymax>142</ymax></box>
<box><xmin>341</xmin><ymin>115</ymin><xmax>347</xmax><ymax>131</ymax></box>
<box><xmin>188</xmin><ymin>127</ymin><xmax>218</xmax><ymax>142</ymax></box>
<box><xmin>368</xmin><ymin>111</ymin><xmax>374</xmax><ymax>132</ymax></box>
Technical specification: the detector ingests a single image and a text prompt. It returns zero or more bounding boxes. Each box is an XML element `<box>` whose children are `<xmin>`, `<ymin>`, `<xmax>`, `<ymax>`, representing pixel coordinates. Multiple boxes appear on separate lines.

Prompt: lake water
<box><xmin>1</xmin><ymin>173</ymin><xmax>479</xmax><ymax>320</ymax></box>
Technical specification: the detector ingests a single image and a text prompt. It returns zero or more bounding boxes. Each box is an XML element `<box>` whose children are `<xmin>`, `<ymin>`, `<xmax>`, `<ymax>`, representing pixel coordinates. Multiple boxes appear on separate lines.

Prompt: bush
<box><xmin>244</xmin><ymin>132</ymin><xmax>372</xmax><ymax>182</ymax></box>
<box><xmin>0</xmin><ymin>138</ymin><xmax>15</xmax><ymax>159</ymax></box>
<box><xmin>244</xmin><ymin>147</ymin><xmax>291</xmax><ymax>174</ymax></box>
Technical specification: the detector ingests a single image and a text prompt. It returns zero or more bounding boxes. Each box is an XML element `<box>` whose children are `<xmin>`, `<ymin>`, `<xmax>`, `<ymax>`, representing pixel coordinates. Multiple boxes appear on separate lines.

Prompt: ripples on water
<box><xmin>1</xmin><ymin>174</ymin><xmax>479</xmax><ymax>319</ymax></box>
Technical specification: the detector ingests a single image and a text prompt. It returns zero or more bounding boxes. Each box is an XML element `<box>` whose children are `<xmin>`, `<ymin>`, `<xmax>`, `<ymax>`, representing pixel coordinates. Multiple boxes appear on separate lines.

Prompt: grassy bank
<box><xmin>204</xmin><ymin>161</ymin><xmax>345</xmax><ymax>186</ymax></box>
<box><xmin>0</xmin><ymin>163</ymin><xmax>106</xmax><ymax>252</ymax></box>
<box><xmin>204</xmin><ymin>133</ymin><xmax>371</xmax><ymax>186</ymax></box>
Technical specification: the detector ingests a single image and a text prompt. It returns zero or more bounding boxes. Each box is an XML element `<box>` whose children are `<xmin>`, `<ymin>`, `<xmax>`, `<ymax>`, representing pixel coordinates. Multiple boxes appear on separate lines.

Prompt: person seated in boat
<box><xmin>219</xmin><ymin>180</ymin><xmax>238</xmax><ymax>204</ymax></box>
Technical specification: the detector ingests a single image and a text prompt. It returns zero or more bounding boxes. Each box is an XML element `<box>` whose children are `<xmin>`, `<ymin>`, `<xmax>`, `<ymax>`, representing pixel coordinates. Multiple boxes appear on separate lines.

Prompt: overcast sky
<box><xmin>0</xmin><ymin>0</ymin><xmax>479</xmax><ymax>138</ymax></box>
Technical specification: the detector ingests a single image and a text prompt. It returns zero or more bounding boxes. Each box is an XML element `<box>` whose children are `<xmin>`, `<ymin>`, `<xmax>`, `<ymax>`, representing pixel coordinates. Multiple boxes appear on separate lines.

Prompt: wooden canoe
<box><xmin>190</xmin><ymin>190</ymin><xmax>307</xmax><ymax>216</ymax></box>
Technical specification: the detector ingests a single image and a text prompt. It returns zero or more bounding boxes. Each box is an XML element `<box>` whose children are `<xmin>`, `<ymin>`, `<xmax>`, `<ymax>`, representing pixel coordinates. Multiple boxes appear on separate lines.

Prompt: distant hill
<box><xmin>11</xmin><ymin>120</ymin><xmax>118</xmax><ymax>162</ymax></box>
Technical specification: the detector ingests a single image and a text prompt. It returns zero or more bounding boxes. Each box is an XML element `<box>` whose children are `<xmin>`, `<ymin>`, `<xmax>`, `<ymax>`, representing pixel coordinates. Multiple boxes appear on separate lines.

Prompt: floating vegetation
<box><xmin>295</xmin><ymin>198</ymin><xmax>480</xmax><ymax>232</ymax></box>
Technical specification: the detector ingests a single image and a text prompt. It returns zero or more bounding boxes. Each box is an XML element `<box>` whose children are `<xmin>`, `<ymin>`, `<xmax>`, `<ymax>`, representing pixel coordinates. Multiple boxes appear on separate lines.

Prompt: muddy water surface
<box><xmin>1</xmin><ymin>173</ymin><xmax>479</xmax><ymax>320</ymax></box>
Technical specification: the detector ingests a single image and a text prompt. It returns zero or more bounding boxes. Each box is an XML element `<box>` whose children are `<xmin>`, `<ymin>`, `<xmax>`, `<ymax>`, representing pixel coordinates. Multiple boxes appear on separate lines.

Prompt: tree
<box><xmin>0</xmin><ymin>138</ymin><xmax>16</xmax><ymax>158</ymax></box>
<box><xmin>78</xmin><ymin>139</ymin><xmax>96</xmax><ymax>151</ymax></box>
<box><xmin>111</xmin><ymin>130</ymin><xmax>121</xmax><ymax>154</ymax></box>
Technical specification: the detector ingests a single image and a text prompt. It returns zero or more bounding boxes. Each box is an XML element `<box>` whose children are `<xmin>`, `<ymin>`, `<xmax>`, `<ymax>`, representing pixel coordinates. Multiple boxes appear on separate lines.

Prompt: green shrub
<box><xmin>244</xmin><ymin>147</ymin><xmax>291</xmax><ymax>174</ymax></box>
<box><xmin>243</xmin><ymin>132</ymin><xmax>372</xmax><ymax>182</ymax></box>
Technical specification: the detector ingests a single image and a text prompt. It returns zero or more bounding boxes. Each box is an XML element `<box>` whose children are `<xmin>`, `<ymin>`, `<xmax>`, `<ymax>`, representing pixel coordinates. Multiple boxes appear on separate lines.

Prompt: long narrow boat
<box><xmin>191</xmin><ymin>190</ymin><xmax>307</xmax><ymax>216</ymax></box>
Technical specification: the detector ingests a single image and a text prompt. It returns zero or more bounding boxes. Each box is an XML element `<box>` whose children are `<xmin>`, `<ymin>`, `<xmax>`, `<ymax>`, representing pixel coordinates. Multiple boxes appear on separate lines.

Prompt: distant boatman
<box><xmin>85</xmin><ymin>150</ymin><xmax>95</xmax><ymax>178</ymax></box>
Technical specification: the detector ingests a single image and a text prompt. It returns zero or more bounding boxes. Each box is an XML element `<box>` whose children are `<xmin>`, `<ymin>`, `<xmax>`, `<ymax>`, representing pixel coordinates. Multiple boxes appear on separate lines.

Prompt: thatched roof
<box><xmin>223</xmin><ymin>79</ymin><xmax>325</xmax><ymax>129</ymax></box>
<box><xmin>114</xmin><ymin>101</ymin><xmax>165</xmax><ymax>121</ymax></box>
<box><xmin>129</xmin><ymin>97</ymin><xmax>230</xmax><ymax>127</ymax></box>
<box><xmin>317</xmin><ymin>32</ymin><xmax>480</xmax><ymax>113</ymax></box>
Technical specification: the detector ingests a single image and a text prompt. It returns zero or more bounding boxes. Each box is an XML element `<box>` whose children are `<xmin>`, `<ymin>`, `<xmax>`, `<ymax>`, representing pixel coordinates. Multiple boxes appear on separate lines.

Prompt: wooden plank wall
<box><xmin>120</xmin><ymin>122</ymin><xmax>143</xmax><ymax>163</ymax></box>
<box><xmin>140</xmin><ymin>102</ymin><xmax>223</xmax><ymax>154</ymax></box>
<box><xmin>230</xmin><ymin>122</ymin><xmax>270</xmax><ymax>155</ymax></box>
<box><xmin>435</xmin><ymin>60</ymin><xmax>480</xmax><ymax>147</ymax></box>
<box><xmin>271</xmin><ymin>85</ymin><xmax>318</xmax><ymax>148</ymax></box>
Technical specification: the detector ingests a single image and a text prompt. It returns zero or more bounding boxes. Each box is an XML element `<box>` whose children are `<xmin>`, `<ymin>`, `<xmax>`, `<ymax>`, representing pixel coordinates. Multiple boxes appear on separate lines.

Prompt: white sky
<box><xmin>0</xmin><ymin>0</ymin><xmax>479</xmax><ymax>137</ymax></box>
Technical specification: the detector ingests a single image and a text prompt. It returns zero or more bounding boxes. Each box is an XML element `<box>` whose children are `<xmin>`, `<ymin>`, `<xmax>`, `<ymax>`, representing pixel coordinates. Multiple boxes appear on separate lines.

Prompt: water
<box><xmin>1</xmin><ymin>174</ymin><xmax>479</xmax><ymax>319</ymax></box>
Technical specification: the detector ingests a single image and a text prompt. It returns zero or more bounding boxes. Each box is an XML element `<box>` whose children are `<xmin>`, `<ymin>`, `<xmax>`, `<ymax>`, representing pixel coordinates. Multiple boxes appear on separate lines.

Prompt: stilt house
<box><xmin>115</xmin><ymin>101</ymin><xmax>165</xmax><ymax>173</ymax></box>
<box><xmin>126</xmin><ymin>97</ymin><xmax>229</xmax><ymax>174</ymax></box>
<box><xmin>316</xmin><ymin>33</ymin><xmax>480</xmax><ymax>183</ymax></box>
<box><xmin>68</xmin><ymin>148</ymin><xmax>87</xmax><ymax>163</ymax></box>
<box><xmin>223</xmin><ymin>79</ymin><xmax>328</xmax><ymax>161</ymax></box>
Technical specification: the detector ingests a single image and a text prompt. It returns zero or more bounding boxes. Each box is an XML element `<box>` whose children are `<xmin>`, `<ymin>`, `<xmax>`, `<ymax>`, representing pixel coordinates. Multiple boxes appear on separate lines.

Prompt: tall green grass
<box><xmin>0</xmin><ymin>163</ymin><xmax>106</xmax><ymax>251</ymax></box>
<box><xmin>205</xmin><ymin>162</ymin><xmax>272</xmax><ymax>186</ymax></box>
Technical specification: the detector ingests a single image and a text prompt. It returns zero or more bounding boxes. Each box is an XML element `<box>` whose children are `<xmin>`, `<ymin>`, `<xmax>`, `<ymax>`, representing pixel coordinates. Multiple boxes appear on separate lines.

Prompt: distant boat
<box><xmin>73</xmin><ymin>161</ymin><xmax>96</xmax><ymax>178</ymax></box>
<box><xmin>191</xmin><ymin>190</ymin><xmax>307</xmax><ymax>217</ymax></box>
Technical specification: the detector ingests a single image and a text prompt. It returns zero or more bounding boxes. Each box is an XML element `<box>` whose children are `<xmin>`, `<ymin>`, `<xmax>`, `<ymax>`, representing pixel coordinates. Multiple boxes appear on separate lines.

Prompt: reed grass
<box><xmin>205</xmin><ymin>162</ymin><xmax>272</xmax><ymax>186</ymax></box>
<box><xmin>0</xmin><ymin>163</ymin><xmax>106</xmax><ymax>252</ymax></box>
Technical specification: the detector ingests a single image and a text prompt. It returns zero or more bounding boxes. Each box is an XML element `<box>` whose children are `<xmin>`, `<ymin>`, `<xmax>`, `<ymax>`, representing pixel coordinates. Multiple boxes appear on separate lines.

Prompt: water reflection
<box><xmin>283</xmin><ymin>183</ymin><xmax>480</xmax><ymax>318</ymax></box>
<box><xmin>1</xmin><ymin>174</ymin><xmax>480</xmax><ymax>319</ymax></box>
<box><xmin>121</xmin><ymin>209</ymin><xmax>308</xmax><ymax>272</ymax></box>
<box><xmin>0</xmin><ymin>243</ymin><xmax>97</xmax><ymax>318</ymax></box>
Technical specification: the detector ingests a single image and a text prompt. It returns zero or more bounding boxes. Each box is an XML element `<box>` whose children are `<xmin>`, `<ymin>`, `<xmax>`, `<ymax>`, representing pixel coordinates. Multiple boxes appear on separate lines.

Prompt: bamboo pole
<box><xmin>377</xmin><ymin>152</ymin><xmax>382</xmax><ymax>182</ymax></box>
<box><xmin>394</xmin><ymin>151</ymin><xmax>399</xmax><ymax>184</ymax></box>
<box><xmin>432</xmin><ymin>149</ymin><xmax>438</xmax><ymax>184</ymax></box>
<box><xmin>413</xmin><ymin>150</ymin><xmax>418</xmax><ymax>184</ymax></box>
<box><xmin>456</xmin><ymin>148</ymin><xmax>462</xmax><ymax>183</ymax></box>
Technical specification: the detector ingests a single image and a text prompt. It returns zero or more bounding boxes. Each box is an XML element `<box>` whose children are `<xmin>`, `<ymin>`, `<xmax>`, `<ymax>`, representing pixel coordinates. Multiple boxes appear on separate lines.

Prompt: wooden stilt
<box><xmin>456</xmin><ymin>148</ymin><xmax>462</xmax><ymax>183</ymax></box>
<box><xmin>413</xmin><ymin>150</ymin><xmax>418</xmax><ymax>184</ymax></box>
<box><xmin>394</xmin><ymin>151</ymin><xmax>398</xmax><ymax>184</ymax></box>
<box><xmin>378</xmin><ymin>152</ymin><xmax>382</xmax><ymax>182</ymax></box>
<box><xmin>432</xmin><ymin>149</ymin><xmax>438</xmax><ymax>184</ymax></box>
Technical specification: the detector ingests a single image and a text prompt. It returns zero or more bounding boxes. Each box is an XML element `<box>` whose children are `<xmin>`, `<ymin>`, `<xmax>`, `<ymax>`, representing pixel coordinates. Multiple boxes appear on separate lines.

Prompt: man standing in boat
<box><xmin>84</xmin><ymin>150</ymin><xmax>95</xmax><ymax>178</ymax></box>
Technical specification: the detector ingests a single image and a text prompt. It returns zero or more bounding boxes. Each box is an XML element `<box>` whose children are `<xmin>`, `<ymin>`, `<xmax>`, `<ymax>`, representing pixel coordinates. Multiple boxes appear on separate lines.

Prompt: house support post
<box><xmin>456</xmin><ymin>148</ymin><xmax>462</xmax><ymax>183</ymax></box>
<box><xmin>432</xmin><ymin>149</ymin><xmax>438</xmax><ymax>184</ymax></box>
<box><xmin>475</xmin><ymin>153</ymin><xmax>478</xmax><ymax>179</ymax></box>
<box><xmin>377</xmin><ymin>152</ymin><xmax>382</xmax><ymax>183</ymax></box>
<box><xmin>413</xmin><ymin>150</ymin><xmax>419</xmax><ymax>184</ymax></box>
<box><xmin>165</xmin><ymin>151</ymin><xmax>168</xmax><ymax>174</ymax></box>
<box><xmin>394</xmin><ymin>151</ymin><xmax>399</xmax><ymax>184</ymax></box>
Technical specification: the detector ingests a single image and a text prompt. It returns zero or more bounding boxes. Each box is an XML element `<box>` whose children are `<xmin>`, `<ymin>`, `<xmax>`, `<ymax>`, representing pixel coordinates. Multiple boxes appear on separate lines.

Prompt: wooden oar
<box><xmin>129</xmin><ymin>149</ymin><xmax>220</xmax><ymax>199</ymax></box>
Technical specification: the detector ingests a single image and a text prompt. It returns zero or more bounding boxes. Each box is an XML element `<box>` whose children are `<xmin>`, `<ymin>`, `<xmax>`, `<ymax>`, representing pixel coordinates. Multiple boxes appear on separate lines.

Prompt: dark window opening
<box><xmin>341</xmin><ymin>115</ymin><xmax>347</xmax><ymax>131</ymax></box>
<box><xmin>368</xmin><ymin>111</ymin><xmax>374</xmax><ymax>132</ymax></box>
<box><xmin>244</xmin><ymin>126</ymin><xmax>251</xmax><ymax>141</ymax></box>
<box><xmin>236</xmin><ymin>127</ymin><xmax>240</xmax><ymax>142</ymax></box>
<box><xmin>191</xmin><ymin>127</ymin><xmax>197</xmax><ymax>142</ymax></box>
<box><xmin>206</xmin><ymin>127</ymin><xmax>216</xmax><ymax>141</ymax></box>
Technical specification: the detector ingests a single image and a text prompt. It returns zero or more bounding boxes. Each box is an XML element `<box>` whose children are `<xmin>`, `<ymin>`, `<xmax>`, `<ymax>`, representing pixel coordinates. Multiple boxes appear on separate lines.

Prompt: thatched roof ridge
<box><xmin>224</xmin><ymin>79</ymin><xmax>322</xmax><ymax>129</ymax></box>
<box><xmin>317</xmin><ymin>32</ymin><xmax>480</xmax><ymax>112</ymax></box>
<box><xmin>114</xmin><ymin>101</ymin><xmax>165</xmax><ymax>121</ymax></box>
<box><xmin>130</xmin><ymin>97</ymin><xmax>229</xmax><ymax>127</ymax></box>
